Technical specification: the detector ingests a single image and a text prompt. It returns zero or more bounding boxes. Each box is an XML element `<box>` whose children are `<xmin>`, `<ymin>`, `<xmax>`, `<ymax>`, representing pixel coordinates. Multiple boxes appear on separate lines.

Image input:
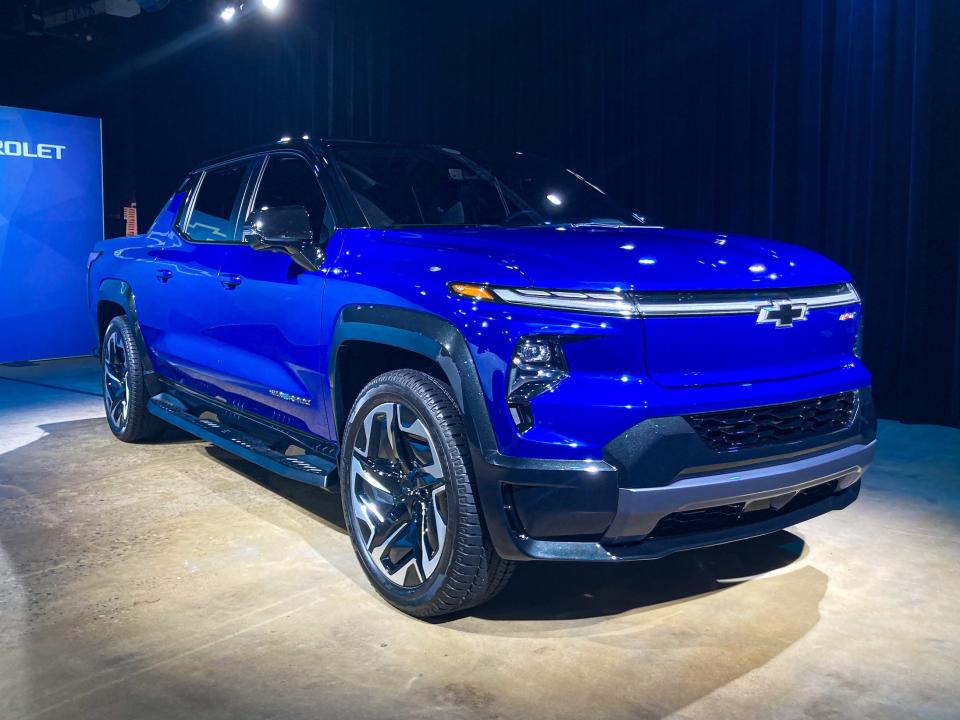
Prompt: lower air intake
<box><xmin>686</xmin><ymin>391</ymin><xmax>858</xmax><ymax>452</ymax></box>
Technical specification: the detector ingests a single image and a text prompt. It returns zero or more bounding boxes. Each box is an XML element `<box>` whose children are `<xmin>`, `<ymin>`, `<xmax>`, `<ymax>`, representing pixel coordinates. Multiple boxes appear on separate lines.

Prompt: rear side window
<box><xmin>252</xmin><ymin>155</ymin><xmax>334</xmax><ymax>242</ymax></box>
<box><xmin>173</xmin><ymin>174</ymin><xmax>200</xmax><ymax>230</ymax></box>
<box><xmin>186</xmin><ymin>162</ymin><xmax>251</xmax><ymax>243</ymax></box>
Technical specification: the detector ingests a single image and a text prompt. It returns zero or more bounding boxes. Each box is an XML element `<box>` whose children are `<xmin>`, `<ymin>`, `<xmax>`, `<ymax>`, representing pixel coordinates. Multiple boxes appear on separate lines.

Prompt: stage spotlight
<box><xmin>219</xmin><ymin>5</ymin><xmax>238</xmax><ymax>22</ymax></box>
<box><xmin>261</xmin><ymin>0</ymin><xmax>281</xmax><ymax>12</ymax></box>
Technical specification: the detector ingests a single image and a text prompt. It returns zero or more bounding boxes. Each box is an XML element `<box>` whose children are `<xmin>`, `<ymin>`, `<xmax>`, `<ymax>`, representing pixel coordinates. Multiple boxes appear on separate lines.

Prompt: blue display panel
<box><xmin>0</xmin><ymin>106</ymin><xmax>103</xmax><ymax>362</ymax></box>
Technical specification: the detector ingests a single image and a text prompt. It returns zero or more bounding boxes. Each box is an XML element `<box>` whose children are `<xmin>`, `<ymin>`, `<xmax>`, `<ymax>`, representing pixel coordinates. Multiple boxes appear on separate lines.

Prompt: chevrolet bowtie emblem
<box><xmin>757</xmin><ymin>301</ymin><xmax>808</xmax><ymax>328</ymax></box>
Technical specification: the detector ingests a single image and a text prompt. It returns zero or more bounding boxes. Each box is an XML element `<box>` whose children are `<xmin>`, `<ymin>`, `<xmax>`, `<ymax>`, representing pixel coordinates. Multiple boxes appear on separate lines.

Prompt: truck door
<box><xmin>210</xmin><ymin>152</ymin><xmax>337</xmax><ymax>439</ymax></box>
<box><xmin>142</xmin><ymin>158</ymin><xmax>259</xmax><ymax>396</ymax></box>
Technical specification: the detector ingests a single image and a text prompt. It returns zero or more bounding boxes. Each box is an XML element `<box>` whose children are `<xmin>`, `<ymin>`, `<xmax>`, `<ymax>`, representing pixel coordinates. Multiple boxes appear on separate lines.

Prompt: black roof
<box><xmin>196</xmin><ymin>137</ymin><xmax>420</xmax><ymax>171</ymax></box>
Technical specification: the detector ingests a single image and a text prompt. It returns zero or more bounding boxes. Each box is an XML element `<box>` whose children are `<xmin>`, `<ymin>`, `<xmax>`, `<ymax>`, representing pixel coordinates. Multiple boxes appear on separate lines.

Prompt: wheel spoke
<box><xmin>397</xmin><ymin>413</ymin><xmax>439</xmax><ymax>473</ymax></box>
<box><xmin>392</xmin><ymin>553</ymin><xmax>425</xmax><ymax>587</ymax></box>
<box><xmin>419</xmin><ymin>501</ymin><xmax>439</xmax><ymax>578</ymax></box>
<box><xmin>349</xmin><ymin>399</ymin><xmax>449</xmax><ymax>588</ymax></box>
<box><xmin>110</xmin><ymin>396</ymin><xmax>126</xmax><ymax>425</ymax></box>
<box><xmin>370</xmin><ymin>522</ymin><xmax>410</xmax><ymax>576</ymax></box>
<box><xmin>398</xmin><ymin>504</ymin><xmax>426</xmax><ymax>586</ymax></box>
<box><xmin>350</xmin><ymin>455</ymin><xmax>400</xmax><ymax>547</ymax></box>
<box><xmin>103</xmin><ymin>329</ymin><xmax>131</xmax><ymax>431</ymax></box>
<box><xmin>420</xmin><ymin>487</ymin><xmax>447</xmax><ymax>578</ymax></box>
<box><xmin>367</xmin><ymin>503</ymin><xmax>409</xmax><ymax>553</ymax></box>
<box><xmin>104</xmin><ymin>365</ymin><xmax>121</xmax><ymax>384</ymax></box>
<box><xmin>351</xmin><ymin>451</ymin><xmax>403</xmax><ymax>497</ymax></box>
<box><xmin>399</xmin><ymin>414</ymin><xmax>430</xmax><ymax>443</ymax></box>
<box><xmin>430</xmin><ymin>486</ymin><xmax>448</xmax><ymax>543</ymax></box>
<box><xmin>370</xmin><ymin>508</ymin><xmax>423</xmax><ymax>585</ymax></box>
<box><xmin>364</xmin><ymin>404</ymin><xmax>391</xmax><ymax>461</ymax></box>
<box><xmin>104</xmin><ymin>374</ymin><xmax>123</xmax><ymax>399</ymax></box>
<box><xmin>385</xmin><ymin>403</ymin><xmax>414</xmax><ymax>473</ymax></box>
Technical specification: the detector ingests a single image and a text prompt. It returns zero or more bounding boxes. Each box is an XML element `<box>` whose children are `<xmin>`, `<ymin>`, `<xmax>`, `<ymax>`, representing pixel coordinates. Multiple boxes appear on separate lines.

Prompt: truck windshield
<box><xmin>331</xmin><ymin>145</ymin><xmax>648</xmax><ymax>229</ymax></box>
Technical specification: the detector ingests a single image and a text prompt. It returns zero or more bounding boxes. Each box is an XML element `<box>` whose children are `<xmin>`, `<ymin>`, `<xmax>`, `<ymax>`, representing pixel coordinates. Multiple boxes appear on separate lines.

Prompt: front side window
<box><xmin>186</xmin><ymin>162</ymin><xmax>251</xmax><ymax>243</ymax></box>
<box><xmin>251</xmin><ymin>155</ymin><xmax>334</xmax><ymax>243</ymax></box>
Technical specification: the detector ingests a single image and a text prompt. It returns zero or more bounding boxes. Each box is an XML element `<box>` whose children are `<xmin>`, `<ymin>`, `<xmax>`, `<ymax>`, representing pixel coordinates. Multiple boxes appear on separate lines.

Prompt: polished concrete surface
<box><xmin>1</xmin><ymin>358</ymin><xmax>957</xmax><ymax>720</ymax></box>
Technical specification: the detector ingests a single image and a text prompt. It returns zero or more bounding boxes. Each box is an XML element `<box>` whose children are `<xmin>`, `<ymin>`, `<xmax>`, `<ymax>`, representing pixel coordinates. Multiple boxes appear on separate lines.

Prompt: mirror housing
<box><xmin>245</xmin><ymin>205</ymin><xmax>313</xmax><ymax>246</ymax></box>
<box><xmin>244</xmin><ymin>205</ymin><xmax>321</xmax><ymax>271</ymax></box>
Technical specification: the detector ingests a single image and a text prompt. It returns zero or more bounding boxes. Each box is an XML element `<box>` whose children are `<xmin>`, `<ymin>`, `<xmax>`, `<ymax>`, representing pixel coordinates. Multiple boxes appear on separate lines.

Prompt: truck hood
<box><xmin>382</xmin><ymin>225</ymin><xmax>851</xmax><ymax>291</ymax></box>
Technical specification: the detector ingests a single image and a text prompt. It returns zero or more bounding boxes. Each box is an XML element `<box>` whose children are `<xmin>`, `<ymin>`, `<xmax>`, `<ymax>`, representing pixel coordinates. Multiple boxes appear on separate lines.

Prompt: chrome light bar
<box><xmin>450</xmin><ymin>282</ymin><xmax>860</xmax><ymax>317</ymax></box>
<box><xmin>630</xmin><ymin>283</ymin><xmax>860</xmax><ymax>316</ymax></box>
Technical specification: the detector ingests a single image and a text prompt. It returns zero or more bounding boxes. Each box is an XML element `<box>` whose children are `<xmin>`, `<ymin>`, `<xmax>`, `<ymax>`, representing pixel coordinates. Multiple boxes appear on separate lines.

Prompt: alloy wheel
<box><xmin>103</xmin><ymin>330</ymin><xmax>130</xmax><ymax>430</ymax></box>
<box><xmin>349</xmin><ymin>401</ymin><xmax>449</xmax><ymax>588</ymax></box>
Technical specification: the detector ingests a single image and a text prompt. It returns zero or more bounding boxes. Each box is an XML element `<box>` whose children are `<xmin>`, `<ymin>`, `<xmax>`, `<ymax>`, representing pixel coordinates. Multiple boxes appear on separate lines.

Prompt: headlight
<box><xmin>450</xmin><ymin>283</ymin><xmax>635</xmax><ymax>316</ymax></box>
<box><xmin>506</xmin><ymin>336</ymin><xmax>568</xmax><ymax>433</ymax></box>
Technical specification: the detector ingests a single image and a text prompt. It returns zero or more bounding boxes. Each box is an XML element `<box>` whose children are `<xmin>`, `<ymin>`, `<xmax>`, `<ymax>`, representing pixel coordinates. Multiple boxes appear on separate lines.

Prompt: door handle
<box><xmin>219</xmin><ymin>273</ymin><xmax>243</xmax><ymax>289</ymax></box>
<box><xmin>155</xmin><ymin>268</ymin><xmax>173</xmax><ymax>283</ymax></box>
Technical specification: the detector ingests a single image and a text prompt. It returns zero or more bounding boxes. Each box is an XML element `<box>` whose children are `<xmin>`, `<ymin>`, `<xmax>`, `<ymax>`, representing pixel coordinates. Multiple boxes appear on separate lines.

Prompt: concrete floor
<box><xmin>0</xmin><ymin>358</ymin><xmax>958</xmax><ymax>720</ymax></box>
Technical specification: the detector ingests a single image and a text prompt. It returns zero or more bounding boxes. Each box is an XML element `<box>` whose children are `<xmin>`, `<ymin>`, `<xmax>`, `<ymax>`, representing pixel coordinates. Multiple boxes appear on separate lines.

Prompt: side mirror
<box><xmin>244</xmin><ymin>205</ymin><xmax>321</xmax><ymax>271</ymax></box>
<box><xmin>245</xmin><ymin>205</ymin><xmax>314</xmax><ymax>246</ymax></box>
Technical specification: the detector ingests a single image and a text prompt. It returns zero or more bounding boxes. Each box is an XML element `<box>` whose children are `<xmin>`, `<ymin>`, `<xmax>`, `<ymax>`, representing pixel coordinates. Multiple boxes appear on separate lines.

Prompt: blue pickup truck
<box><xmin>88</xmin><ymin>139</ymin><xmax>876</xmax><ymax>616</ymax></box>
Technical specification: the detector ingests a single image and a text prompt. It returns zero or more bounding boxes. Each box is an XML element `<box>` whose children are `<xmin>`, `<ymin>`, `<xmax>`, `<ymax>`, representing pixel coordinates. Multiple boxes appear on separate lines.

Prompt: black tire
<box><xmin>339</xmin><ymin>370</ymin><xmax>514</xmax><ymax>617</ymax></box>
<box><xmin>101</xmin><ymin>315</ymin><xmax>165</xmax><ymax>443</ymax></box>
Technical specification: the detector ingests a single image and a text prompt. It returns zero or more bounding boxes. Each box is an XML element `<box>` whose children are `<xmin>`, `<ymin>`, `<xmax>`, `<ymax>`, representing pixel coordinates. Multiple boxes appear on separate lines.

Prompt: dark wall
<box><xmin>2</xmin><ymin>0</ymin><xmax>958</xmax><ymax>426</ymax></box>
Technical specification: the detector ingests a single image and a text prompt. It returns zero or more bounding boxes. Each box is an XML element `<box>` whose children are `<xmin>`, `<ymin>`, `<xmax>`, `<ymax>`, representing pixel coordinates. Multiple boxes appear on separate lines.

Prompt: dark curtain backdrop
<box><xmin>2</xmin><ymin>0</ymin><xmax>958</xmax><ymax>426</ymax></box>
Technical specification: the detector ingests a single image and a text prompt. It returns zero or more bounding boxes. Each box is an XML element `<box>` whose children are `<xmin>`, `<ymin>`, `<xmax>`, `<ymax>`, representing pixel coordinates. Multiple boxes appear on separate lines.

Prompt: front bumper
<box><xmin>472</xmin><ymin>390</ymin><xmax>876</xmax><ymax>562</ymax></box>
<box><xmin>604</xmin><ymin>441</ymin><xmax>871</xmax><ymax>547</ymax></box>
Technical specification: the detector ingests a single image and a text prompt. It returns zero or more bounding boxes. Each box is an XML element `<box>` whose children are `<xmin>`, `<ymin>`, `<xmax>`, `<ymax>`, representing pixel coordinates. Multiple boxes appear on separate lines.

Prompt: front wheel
<box><xmin>101</xmin><ymin>315</ymin><xmax>165</xmax><ymax>443</ymax></box>
<box><xmin>339</xmin><ymin>370</ymin><xmax>514</xmax><ymax>617</ymax></box>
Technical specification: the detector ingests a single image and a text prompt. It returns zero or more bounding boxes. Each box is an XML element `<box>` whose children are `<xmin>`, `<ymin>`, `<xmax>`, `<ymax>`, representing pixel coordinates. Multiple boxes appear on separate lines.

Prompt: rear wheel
<box><xmin>340</xmin><ymin>370</ymin><xmax>514</xmax><ymax>617</ymax></box>
<box><xmin>101</xmin><ymin>315</ymin><xmax>165</xmax><ymax>442</ymax></box>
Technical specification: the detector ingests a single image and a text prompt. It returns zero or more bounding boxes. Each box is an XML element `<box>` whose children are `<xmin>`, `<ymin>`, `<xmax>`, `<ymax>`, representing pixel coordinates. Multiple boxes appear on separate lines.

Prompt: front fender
<box><xmin>328</xmin><ymin>304</ymin><xmax>497</xmax><ymax>455</ymax></box>
<box><xmin>328</xmin><ymin>303</ymin><xmax>619</xmax><ymax>562</ymax></box>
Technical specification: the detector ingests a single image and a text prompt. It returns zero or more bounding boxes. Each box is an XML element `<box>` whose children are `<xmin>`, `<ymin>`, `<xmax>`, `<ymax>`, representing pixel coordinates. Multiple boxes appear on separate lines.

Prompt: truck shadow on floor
<box><xmin>202</xmin><ymin>444</ymin><xmax>809</xmax><ymax>624</ymax></box>
<box><xmin>0</xmin><ymin>417</ymin><xmax>833</xmax><ymax>720</ymax></box>
<box><xmin>468</xmin><ymin>530</ymin><xmax>806</xmax><ymax>623</ymax></box>
<box><xmin>202</xmin><ymin>445</ymin><xmax>349</xmax><ymax>531</ymax></box>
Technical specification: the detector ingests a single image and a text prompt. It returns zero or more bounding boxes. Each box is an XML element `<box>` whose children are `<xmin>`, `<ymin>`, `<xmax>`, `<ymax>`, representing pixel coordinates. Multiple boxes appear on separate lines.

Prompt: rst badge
<box><xmin>757</xmin><ymin>301</ymin><xmax>809</xmax><ymax>328</ymax></box>
<box><xmin>269</xmin><ymin>389</ymin><xmax>312</xmax><ymax>407</ymax></box>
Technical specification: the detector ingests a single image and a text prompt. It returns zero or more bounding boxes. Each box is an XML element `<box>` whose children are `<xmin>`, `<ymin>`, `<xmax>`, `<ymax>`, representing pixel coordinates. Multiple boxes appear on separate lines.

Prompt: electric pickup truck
<box><xmin>88</xmin><ymin>139</ymin><xmax>876</xmax><ymax>616</ymax></box>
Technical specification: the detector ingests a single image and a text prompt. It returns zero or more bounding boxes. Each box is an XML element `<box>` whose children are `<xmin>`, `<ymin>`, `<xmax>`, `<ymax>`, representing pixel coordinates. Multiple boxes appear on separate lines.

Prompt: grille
<box><xmin>652</xmin><ymin>504</ymin><xmax>744</xmax><ymax>537</ymax></box>
<box><xmin>687</xmin><ymin>391</ymin><xmax>858</xmax><ymax>452</ymax></box>
<box><xmin>650</xmin><ymin>480</ymin><xmax>840</xmax><ymax>538</ymax></box>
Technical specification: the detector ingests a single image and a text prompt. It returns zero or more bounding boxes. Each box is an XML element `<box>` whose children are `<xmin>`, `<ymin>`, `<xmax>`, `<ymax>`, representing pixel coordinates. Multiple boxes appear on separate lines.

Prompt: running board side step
<box><xmin>148</xmin><ymin>394</ymin><xmax>339</xmax><ymax>490</ymax></box>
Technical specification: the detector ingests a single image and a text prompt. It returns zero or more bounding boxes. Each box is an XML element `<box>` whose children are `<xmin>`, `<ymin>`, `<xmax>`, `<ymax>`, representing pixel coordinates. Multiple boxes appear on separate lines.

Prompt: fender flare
<box><xmin>95</xmin><ymin>279</ymin><xmax>157</xmax><ymax>378</ymax></box>
<box><xmin>328</xmin><ymin>304</ymin><xmax>498</xmax><ymax>455</ymax></box>
<box><xmin>96</xmin><ymin>278</ymin><xmax>136</xmax><ymax>317</ymax></box>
